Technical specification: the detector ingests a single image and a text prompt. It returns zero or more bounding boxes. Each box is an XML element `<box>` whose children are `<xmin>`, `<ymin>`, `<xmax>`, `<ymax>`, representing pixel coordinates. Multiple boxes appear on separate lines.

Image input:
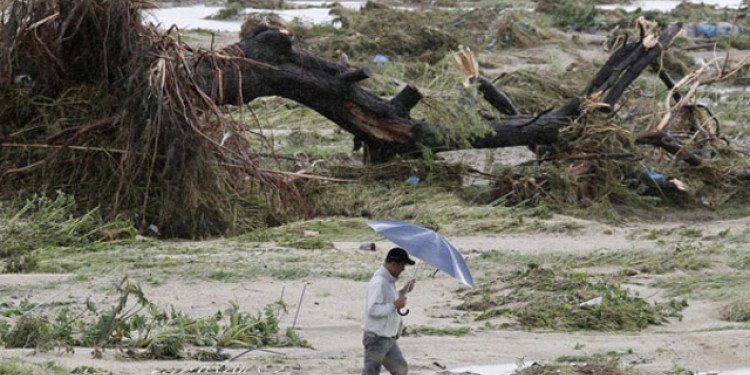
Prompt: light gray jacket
<box><xmin>361</xmin><ymin>265</ymin><xmax>401</xmax><ymax>338</ymax></box>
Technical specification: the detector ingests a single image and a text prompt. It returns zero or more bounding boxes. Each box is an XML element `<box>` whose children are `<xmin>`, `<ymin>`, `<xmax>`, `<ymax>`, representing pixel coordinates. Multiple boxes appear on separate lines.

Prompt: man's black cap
<box><xmin>386</xmin><ymin>247</ymin><xmax>415</xmax><ymax>265</ymax></box>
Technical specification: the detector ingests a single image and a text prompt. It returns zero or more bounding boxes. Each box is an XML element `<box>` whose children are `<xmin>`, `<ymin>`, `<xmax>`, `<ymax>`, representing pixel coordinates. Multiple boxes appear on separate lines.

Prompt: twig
<box><xmin>0</xmin><ymin>117</ymin><xmax>118</xmax><ymax>184</ymax></box>
<box><xmin>219</xmin><ymin>163</ymin><xmax>358</xmax><ymax>183</ymax></box>
<box><xmin>0</xmin><ymin>143</ymin><xmax>300</xmax><ymax>161</ymax></box>
<box><xmin>46</xmin><ymin>116</ymin><xmax>118</xmax><ymax>144</ymax></box>
<box><xmin>518</xmin><ymin>108</ymin><xmax>553</xmax><ymax>128</ymax></box>
<box><xmin>682</xmin><ymin>43</ymin><xmax>718</xmax><ymax>51</ymax></box>
<box><xmin>720</xmin><ymin>8</ymin><xmax>742</xmax><ymax>77</ymax></box>
<box><xmin>1</xmin><ymin>143</ymin><xmax>128</xmax><ymax>154</ymax></box>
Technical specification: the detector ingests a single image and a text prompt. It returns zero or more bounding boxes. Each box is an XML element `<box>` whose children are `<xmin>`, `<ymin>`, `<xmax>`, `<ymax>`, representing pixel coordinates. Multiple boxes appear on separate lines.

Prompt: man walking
<box><xmin>361</xmin><ymin>247</ymin><xmax>417</xmax><ymax>375</ymax></box>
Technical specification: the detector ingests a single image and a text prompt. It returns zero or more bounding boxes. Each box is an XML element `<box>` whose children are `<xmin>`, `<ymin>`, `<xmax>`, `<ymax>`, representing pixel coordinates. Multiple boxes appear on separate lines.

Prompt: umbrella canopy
<box><xmin>367</xmin><ymin>220</ymin><xmax>474</xmax><ymax>288</ymax></box>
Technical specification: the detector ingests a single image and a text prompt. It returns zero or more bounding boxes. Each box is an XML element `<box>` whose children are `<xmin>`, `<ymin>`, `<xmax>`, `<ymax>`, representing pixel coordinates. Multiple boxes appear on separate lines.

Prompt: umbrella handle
<box><xmin>397</xmin><ymin>308</ymin><xmax>409</xmax><ymax>316</ymax></box>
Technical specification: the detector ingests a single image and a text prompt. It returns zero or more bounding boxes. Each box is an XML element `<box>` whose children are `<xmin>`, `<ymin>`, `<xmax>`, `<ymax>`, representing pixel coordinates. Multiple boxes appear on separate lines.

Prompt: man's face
<box><xmin>386</xmin><ymin>261</ymin><xmax>407</xmax><ymax>278</ymax></box>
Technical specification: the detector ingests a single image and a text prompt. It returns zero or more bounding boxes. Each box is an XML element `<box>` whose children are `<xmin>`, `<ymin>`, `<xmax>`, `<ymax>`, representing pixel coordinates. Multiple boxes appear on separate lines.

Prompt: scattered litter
<box><xmin>359</xmin><ymin>242</ymin><xmax>376</xmax><ymax>251</ymax></box>
<box><xmin>220</xmin><ymin>129</ymin><xmax>231</xmax><ymax>146</ymax></box>
<box><xmin>579</xmin><ymin>296</ymin><xmax>603</xmax><ymax>306</ymax></box>
<box><xmin>444</xmin><ymin>18</ymin><xmax>466</xmax><ymax>30</ymax></box>
<box><xmin>303</xmin><ymin>230</ymin><xmax>319</xmax><ymax>236</ymax></box>
<box><xmin>372</xmin><ymin>54</ymin><xmax>389</xmax><ymax>65</ymax></box>
<box><xmin>670</xmin><ymin>178</ymin><xmax>688</xmax><ymax>192</ymax></box>
<box><xmin>641</xmin><ymin>168</ymin><xmax>689</xmax><ymax>191</ymax></box>
<box><xmin>448</xmin><ymin>362</ymin><xmax>530</xmax><ymax>375</ymax></box>
<box><xmin>148</xmin><ymin>224</ymin><xmax>160</xmax><ymax>235</ymax></box>
<box><xmin>405</xmin><ymin>176</ymin><xmax>420</xmax><ymax>184</ymax></box>
<box><xmin>13</xmin><ymin>74</ymin><xmax>30</xmax><ymax>84</ymax></box>
<box><xmin>687</xmin><ymin>23</ymin><xmax>741</xmax><ymax>38</ymax></box>
<box><xmin>641</xmin><ymin>168</ymin><xmax>666</xmax><ymax>185</ymax></box>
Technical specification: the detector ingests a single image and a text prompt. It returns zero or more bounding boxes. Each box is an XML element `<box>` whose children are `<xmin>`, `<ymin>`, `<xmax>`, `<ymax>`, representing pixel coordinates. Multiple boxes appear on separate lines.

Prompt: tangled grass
<box><xmin>460</xmin><ymin>267</ymin><xmax>687</xmax><ymax>331</ymax></box>
<box><xmin>0</xmin><ymin>191</ymin><xmax>136</xmax><ymax>273</ymax></box>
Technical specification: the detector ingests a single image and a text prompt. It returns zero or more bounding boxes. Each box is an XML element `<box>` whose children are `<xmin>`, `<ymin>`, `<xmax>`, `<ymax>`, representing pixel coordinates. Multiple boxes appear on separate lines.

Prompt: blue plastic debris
<box><xmin>444</xmin><ymin>18</ymin><xmax>466</xmax><ymax>30</ymax></box>
<box><xmin>690</xmin><ymin>23</ymin><xmax>741</xmax><ymax>38</ymax></box>
<box><xmin>516</xmin><ymin>21</ymin><xmax>534</xmax><ymax>34</ymax></box>
<box><xmin>696</xmin><ymin>24</ymin><xmax>719</xmax><ymax>37</ymax></box>
<box><xmin>641</xmin><ymin>168</ymin><xmax>666</xmax><ymax>185</ymax></box>
<box><xmin>405</xmin><ymin>176</ymin><xmax>420</xmax><ymax>185</ymax></box>
<box><xmin>372</xmin><ymin>54</ymin><xmax>389</xmax><ymax>65</ymax></box>
<box><xmin>200</xmin><ymin>213</ymin><xmax>209</xmax><ymax>230</ymax></box>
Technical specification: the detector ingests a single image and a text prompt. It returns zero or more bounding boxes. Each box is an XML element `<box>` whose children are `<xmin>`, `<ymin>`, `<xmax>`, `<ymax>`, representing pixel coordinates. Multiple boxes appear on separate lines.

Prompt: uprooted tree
<box><xmin>195</xmin><ymin>21</ymin><xmax>703</xmax><ymax>164</ymax></box>
<box><xmin>1</xmin><ymin>0</ymin><xmax>748</xmax><ymax>237</ymax></box>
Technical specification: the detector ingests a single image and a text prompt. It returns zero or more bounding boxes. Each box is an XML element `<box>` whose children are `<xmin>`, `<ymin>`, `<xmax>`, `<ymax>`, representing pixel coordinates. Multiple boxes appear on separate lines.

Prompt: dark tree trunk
<box><xmin>193</xmin><ymin>23</ymin><xmax>683</xmax><ymax>163</ymax></box>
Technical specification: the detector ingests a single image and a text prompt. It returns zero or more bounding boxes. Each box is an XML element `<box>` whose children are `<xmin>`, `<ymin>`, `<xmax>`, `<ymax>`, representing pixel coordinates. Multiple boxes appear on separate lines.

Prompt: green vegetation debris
<box><xmin>0</xmin><ymin>360</ymin><xmax>73</xmax><ymax>375</ymax></box>
<box><xmin>720</xmin><ymin>300</ymin><xmax>750</xmax><ymax>322</ymax></box>
<box><xmin>1</xmin><ymin>278</ymin><xmax>308</xmax><ymax>358</ymax></box>
<box><xmin>460</xmin><ymin>267</ymin><xmax>687</xmax><ymax>331</ymax></box>
<box><xmin>0</xmin><ymin>192</ymin><xmax>136</xmax><ymax>273</ymax></box>
<box><xmin>407</xmin><ymin>326</ymin><xmax>472</xmax><ymax>336</ymax></box>
<box><xmin>514</xmin><ymin>360</ymin><xmax>636</xmax><ymax>375</ymax></box>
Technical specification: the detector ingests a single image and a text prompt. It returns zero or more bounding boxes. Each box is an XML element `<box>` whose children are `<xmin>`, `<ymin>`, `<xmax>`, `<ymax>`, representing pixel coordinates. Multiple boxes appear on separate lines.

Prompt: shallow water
<box><xmin>714</xmin><ymin>368</ymin><xmax>750</xmax><ymax>375</ymax></box>
<box><xmin>438</xmin><ymin>364</ymin><xmax>750</xmax><ymax>375</ymax></box>
<box><xmin>599</xmin><ymin>0</ymin><xmax>743</xmax><ymax>12</ymax></box>
<box><xmin>446</xmin><ymin>363</ymin><xmax>519</xmax><ymax>375</ymax></box>
<box><xmin>144</xmin><ymin>1</ymin><xmax>364</xmax><ymax>32</ymax></box>
<box><xmin>144</xmin><ymin>5</ymin><xmax>237</xmax><ymax>31</ymax></box>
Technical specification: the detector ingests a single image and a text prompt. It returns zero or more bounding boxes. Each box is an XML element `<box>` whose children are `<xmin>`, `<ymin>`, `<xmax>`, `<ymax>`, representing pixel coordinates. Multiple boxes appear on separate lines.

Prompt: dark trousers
<box><xmin>362</xmin><ymin>331</ymin><xmax>408</xmax><ymax>375</ymax></box>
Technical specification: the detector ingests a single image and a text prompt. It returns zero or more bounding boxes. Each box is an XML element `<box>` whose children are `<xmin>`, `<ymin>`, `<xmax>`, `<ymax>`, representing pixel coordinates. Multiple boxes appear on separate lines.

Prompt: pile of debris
<box><xmin>0</xmin><ymin>0</ymin><xmax>299</xmax><ymax>237</ymax></box>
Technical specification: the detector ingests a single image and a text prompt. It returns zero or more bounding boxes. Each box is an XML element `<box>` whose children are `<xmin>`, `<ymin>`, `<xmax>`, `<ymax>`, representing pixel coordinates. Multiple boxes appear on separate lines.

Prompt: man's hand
<box><xmin>399</xmin><ymin>279</ymin><xmax>416</xmax><ymax>296</ymax></box>
<box><xmin>394</xmin><ymin>296</ymin><xmax>407</xmax><ymax>309</ymax></box>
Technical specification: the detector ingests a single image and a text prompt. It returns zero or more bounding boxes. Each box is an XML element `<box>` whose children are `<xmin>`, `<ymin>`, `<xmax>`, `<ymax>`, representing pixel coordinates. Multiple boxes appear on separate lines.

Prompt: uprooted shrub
<box><xmin>0</xmin><ymin>0</ymin><xmax>299</xmax><ymax>237</ymax></box>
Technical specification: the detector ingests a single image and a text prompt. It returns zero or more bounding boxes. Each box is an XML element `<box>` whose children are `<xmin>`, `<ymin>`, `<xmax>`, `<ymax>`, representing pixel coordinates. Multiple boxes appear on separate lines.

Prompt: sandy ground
<box><xmin>2</xmin><ymin>5</ymin><xmax>750</xmax><ymax>374</ymax></box>
<box><xmin>2</xmin><ymin>216</ymin><xmax>750</xmax><ymax>374</ymax></box>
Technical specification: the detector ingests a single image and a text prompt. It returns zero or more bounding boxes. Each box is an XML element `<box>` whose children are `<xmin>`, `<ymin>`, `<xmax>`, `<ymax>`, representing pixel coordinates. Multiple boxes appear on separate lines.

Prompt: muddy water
<box><xmin>143</xmin><ymin>1</ymin><xmax>364</xmax><ymax>32</ymax></box>
<box><xmin>443</xmin><ymin>363</ymin><xmax>519</xmax><ymax>375</ymax></box>
<box><xmin>146</xmin><ymin>0</ymin><xmax>745</xmax><ymax>33</ymax></box>
<box><xmin>434</xmin><ymin>364</ymin><xmax>750</xmax><ymax>375</ymax></box>
<box><xmin>599</xmin><ymin>0</ymin><xmax>743</xmax><ymax>12</ymax></box>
